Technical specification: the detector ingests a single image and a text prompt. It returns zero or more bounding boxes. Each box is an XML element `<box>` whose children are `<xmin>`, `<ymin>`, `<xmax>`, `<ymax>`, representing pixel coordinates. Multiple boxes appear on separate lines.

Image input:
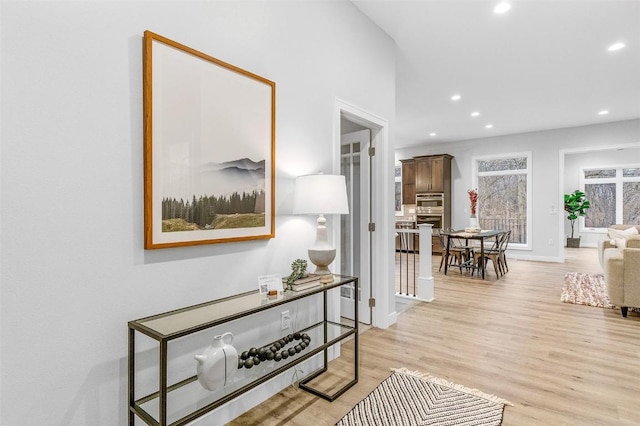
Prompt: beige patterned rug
<box><xmin>336</xmin><ymin>368</ymin><xmax>511</xmax><ymax>426</ymax></box>
<box><xmin>561</xmin><ymin>272</ymin><xmax>639</xmax><ymax>312</ymax></box>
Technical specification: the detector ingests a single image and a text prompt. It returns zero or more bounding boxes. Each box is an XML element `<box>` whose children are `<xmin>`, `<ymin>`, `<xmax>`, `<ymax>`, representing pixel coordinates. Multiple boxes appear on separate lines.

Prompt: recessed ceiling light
<box><xmin>485</xmin><ymin>124</ymin><xmax>494</xmax><ymax>129</ymax></box>
<box><xmin>430</xmin><ymin>132</ymin><xmax>437</xmax><ymax>137</ymax></box>
<box><xmin>451</xmin><ymin>94</ymin><xmax>461</xmax><ymax>101</ymax></box>
<box><xmin>598</xmin><ymin>110</ymin><xmax>609</xmax><ymax>115</ymax></box>
<box><xmin>494</xmin><ymin>2</ymin><xmax>511</xmax><ymax>14</ymax></box>
<box><xmin>608</xmin><ymin>42</ymin><xmax>625</xmax><ymax>52</ymax></box>
<box><xmin>471</xmin><ymin>111</ymin><xmax>480</xmax><ymax>117</ymax></box>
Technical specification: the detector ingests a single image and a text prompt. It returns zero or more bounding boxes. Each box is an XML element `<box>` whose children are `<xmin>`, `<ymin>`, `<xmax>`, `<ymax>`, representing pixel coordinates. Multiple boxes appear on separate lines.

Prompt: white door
<box><xmin>339</xmin><ymin>129</ymin><xmax>371</xmax><ymax>324</ymax></box>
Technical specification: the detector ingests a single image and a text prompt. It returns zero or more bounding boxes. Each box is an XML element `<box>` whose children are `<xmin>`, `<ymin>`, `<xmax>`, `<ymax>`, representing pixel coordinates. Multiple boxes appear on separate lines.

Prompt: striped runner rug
<box><xmin>336</xmin><ymin>368</ymin><xmax>511</xmax><ymax>426</ymax></box>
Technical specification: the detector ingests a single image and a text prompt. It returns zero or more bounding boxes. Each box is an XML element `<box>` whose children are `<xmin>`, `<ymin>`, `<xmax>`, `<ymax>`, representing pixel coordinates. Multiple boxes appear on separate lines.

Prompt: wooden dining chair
<box><xmin>438</xmin><ymin>230</ymin><xmax>465</xmax><ymax>273</ymax></box>
<box><xmin>445</xmin><ymin>228</ymin><xmax>475</xmax><ymax>274</ymax></box>
<box><xmin>497</xmin><ymin>230</ymin><xmax>511</xmax><ymax>275</ymax></box>
<box><xmin>473</xmin><ymin>231</ymin><xmax>508</xmax><ymax>277</ymax></box>
<box><xmin>436</xmin><ymin>232</ymin><xmax>448</xmax><ymax>271</ymax></box>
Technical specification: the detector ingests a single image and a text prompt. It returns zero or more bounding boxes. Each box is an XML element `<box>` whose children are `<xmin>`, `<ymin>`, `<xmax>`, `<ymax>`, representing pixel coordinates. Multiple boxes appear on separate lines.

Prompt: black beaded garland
<box><xmin>237</xmin><ymin>333</ymin><xmax>312</xmax><ymax>369</ymax></box>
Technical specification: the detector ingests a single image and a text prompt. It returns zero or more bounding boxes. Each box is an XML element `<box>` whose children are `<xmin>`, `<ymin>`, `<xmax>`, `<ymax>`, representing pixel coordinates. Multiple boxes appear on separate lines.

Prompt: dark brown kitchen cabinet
<box><xmin>415</xmin><ymin>154</ymin><xmax>452</xmax><ymax>193</ymax></box>
<box><xmin>400</xmin><ymin>159</ymin><xmax>416</xmax><ymax>205</ymax></box>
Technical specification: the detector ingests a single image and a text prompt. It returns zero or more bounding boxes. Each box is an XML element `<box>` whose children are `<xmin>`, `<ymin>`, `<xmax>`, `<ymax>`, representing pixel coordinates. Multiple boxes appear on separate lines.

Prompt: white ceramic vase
<box><xmin>469</xmin><ymin>215</ymin><xmax>478</xmax><ymax>228</ymax></box>
<box><xmin>195</xmin><ymin>332</ymin><xmax>238</xmax><ymax>391</ymax></box>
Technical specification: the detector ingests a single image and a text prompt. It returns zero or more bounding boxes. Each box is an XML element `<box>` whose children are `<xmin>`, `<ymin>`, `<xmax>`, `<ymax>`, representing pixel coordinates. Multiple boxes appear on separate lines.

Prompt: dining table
<box><xmin>441</xmin><ymin>229</ymin><xmax>503</xmax><ymax>279</ymax></box>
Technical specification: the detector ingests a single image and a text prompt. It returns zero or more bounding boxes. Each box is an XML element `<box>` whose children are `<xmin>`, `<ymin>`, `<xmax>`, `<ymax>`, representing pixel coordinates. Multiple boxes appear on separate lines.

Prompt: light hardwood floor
<box><xmin>229</xmin><ymin>248</ymin><xmax>640</xmax><ymax>425</ymax></box>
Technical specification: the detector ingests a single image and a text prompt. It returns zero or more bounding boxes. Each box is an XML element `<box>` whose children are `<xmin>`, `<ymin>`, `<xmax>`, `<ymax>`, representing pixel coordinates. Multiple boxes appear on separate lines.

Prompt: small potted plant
<box><xmin>285</xmin><ymin>259</ymin><xmax>308</xmax><ymax>291</ymax></box>
<box><xmin>564</xmin><ymin>189</ymin><xmax>590</xmax><ymax>248</ymax></box>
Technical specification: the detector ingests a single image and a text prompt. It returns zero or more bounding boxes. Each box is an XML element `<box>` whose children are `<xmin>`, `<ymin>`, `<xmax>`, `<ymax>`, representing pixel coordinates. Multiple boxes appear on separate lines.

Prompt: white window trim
<box><xmin>581</xmin><ymin>163</ymin><xmax>640</xmax><ymax>232</ymax></box>
<box><xmin>472</xmin><ymin>151</ymin><xmax>532</xmax><ymax>250</ymax></box>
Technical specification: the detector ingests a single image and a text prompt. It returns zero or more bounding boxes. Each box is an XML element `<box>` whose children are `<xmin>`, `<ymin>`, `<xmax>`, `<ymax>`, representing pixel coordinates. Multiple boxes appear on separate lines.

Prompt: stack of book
<box><xmin>284</xmin><ymin>274</ymin><xmax>322</xmax><ymax>291</ymax></box>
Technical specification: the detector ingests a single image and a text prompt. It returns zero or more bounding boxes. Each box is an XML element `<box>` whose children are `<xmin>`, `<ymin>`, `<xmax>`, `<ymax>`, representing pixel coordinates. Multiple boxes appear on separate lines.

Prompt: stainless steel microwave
<box><xmin>416</xmin><ymin>193</ymin><xmax>444</xmax><ymax>214</ymax></box>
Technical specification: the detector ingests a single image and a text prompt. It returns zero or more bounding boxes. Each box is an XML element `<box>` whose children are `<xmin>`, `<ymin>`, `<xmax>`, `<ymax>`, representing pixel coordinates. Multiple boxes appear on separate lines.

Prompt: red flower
<box><xmin>468</xmin><ymin>189</ymin><xmax>478</xmax><ymax>215</ymax></box>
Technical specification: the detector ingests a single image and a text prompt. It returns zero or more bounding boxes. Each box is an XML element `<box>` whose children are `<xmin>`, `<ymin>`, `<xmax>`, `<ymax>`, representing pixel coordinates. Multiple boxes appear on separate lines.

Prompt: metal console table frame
<box><xmin>128</xmin><ymin>275</ymin><xmax>358</xmax><ymax>426</ymax></box>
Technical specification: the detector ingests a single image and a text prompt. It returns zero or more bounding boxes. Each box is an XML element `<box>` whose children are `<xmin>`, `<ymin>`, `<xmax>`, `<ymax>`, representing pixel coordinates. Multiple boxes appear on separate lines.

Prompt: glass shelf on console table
<box><xmin>128</xmin><ymin>274</ymin><xmax>359</xmax><ymax>426</ymax></box>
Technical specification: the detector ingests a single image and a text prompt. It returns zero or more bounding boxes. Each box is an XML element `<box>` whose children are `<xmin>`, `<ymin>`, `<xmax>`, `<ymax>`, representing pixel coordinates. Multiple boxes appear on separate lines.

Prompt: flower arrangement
<box><xmin>468</xmin><ymin>189</ymin><xmax>478</xmax><ymax>217</ymax></box>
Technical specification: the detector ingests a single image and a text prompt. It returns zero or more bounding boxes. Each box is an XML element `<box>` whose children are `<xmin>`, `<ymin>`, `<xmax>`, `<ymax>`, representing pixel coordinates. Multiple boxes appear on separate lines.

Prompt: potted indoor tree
<box><xmin>564</xmin><ymin>189</ymin><xmax>590</xmax><ymax>248</ymax></box>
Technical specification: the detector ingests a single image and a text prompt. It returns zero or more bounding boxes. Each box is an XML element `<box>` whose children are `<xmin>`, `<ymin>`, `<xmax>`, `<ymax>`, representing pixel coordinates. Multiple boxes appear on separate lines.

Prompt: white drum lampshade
<box><xmin>293</xmin><ymin>174</ymin><xmax>349</xmax><ymax>282</ymax></box>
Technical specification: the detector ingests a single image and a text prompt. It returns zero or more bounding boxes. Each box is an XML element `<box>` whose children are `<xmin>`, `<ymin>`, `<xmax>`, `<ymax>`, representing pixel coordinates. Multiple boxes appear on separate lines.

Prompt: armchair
<box><xmin>601</xmin><ymin>225</ymin><xmax>640</xmax><ymax>317</ymax></box>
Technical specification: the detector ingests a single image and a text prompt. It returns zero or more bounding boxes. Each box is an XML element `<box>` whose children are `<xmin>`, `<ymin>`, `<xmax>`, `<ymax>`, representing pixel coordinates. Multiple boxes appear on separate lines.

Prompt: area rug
<box><xmin>561</xmin><ymin>272</ymin><xmax>639</xmax><ymax>312</ymax></box>
<box><xmin>336</xmin><ymin>368</ymin><xmax>512</xmax><ymax>426</ymax></box>
<box><xmin>561</xmin><ymin>272</ymin><xmax>613</xmax><ymax>308</ymax></box>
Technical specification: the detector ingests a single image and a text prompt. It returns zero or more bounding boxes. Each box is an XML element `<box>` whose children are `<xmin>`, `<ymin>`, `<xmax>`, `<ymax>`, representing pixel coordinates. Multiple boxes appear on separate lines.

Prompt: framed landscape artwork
<box><xmin>143</xmin><ymin>31</ymin><xmax>276</xmax><ymax>249</ymax></box>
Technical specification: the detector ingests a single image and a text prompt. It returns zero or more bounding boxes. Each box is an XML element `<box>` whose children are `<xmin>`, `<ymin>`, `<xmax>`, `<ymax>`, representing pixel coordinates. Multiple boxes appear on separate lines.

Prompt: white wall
<box><xmin>0</xmin><ymin>2</ymin><xmax>395</xmax><ymax>425</ymax></box>
<box><xmin>396</xmin><ymin>119</ymin><xmax>640</xmax><ymax>261</ymax></box>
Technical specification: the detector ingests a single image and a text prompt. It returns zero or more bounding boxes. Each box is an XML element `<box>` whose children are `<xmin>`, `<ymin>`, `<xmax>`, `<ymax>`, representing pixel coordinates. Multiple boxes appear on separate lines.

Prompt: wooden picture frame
<box><xmin>143</xmin><ymin>31</ymin><xmax>275</xmax><ymax>249</ymax></box>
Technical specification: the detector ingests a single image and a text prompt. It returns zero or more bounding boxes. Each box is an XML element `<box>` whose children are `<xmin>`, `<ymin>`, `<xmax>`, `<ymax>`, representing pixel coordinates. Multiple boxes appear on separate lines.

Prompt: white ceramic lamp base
<box><xmin>308</xmin><ymin>248</ymin><xmax>336</xmax><ymax>283</ymax></box>
<box><xmin>308</xmin><ymin>214</ymin><xmax>336</xmax><ymax>283</ymax></box>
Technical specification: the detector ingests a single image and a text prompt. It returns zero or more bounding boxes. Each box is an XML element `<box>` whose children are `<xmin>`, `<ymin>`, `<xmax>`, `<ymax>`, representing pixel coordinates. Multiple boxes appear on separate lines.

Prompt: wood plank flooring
<box><xmin>229</xmin><ymin>248</ymin><xmax>640</xmax><ymax>425</ymax></box>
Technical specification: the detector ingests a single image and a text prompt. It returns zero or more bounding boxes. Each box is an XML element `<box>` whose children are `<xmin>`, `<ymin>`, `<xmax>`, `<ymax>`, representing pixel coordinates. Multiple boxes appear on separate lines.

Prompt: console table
<box><xmin>128</xmin><ymin>275</ymin><xmax>358</xmax><ymax>426</ymax></box>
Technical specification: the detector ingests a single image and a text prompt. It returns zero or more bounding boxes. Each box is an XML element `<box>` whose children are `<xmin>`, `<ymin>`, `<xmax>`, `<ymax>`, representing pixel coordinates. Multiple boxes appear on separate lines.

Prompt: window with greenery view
<box><xmin>583</xmin><ymin>166</ymin><xmax>640</xmax><ymax>229</ymax></box>
<box><xmin>473</xmin><ymin>153</ymin><xmax>531</xmax><ymax>247</ymax></box>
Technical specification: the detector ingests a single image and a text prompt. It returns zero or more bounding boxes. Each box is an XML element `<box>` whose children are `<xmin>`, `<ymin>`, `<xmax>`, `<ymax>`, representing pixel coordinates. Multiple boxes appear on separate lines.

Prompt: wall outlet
<box><xmin>281</xmin><ymin>311</ymin><xmax>290</xmax><ymax>330</ymax></box>
<box><xmin>548</xmin><ymin>238</ymin><xmax>553</xmax><ymax>245</ymax></box>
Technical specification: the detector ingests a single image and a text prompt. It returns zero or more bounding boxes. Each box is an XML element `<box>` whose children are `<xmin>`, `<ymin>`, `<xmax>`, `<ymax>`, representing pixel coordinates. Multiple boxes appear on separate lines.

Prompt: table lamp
<box><xmin>293</xmin><ymin>173</ymin><xmax>349</xmax><ymax>283</ymax></box>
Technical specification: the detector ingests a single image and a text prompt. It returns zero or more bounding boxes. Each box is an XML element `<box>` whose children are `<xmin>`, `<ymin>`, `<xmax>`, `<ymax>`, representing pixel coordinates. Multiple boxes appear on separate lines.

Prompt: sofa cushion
<box><xmin>608</xmin><ymin>226</ymin><xmax>638</xmax><ymax>247</ymax></box>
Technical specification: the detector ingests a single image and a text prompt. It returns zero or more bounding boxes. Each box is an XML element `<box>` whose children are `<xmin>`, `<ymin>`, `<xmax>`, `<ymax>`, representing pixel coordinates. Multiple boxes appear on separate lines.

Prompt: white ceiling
<box><xmin>352</xmin><ymin>0</ymin><xmax>640</xmax><ymax>148</ymax></box>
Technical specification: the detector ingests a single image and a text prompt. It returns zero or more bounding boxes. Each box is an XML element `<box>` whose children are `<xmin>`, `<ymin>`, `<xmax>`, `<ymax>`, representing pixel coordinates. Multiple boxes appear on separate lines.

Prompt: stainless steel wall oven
<box><xmin>416</xmin><ymin>215</ymin><xmax>443</xmax><ymax>229</ymax></box>
<box><xmin>416</xmin><ymin>193</ymin><xmax>446</xmax><ymax>254</ymax></box>
<box><xmin>416</xmin><ymin>193</ymin><xmax>444</xmax><ymax>215</ymax></box>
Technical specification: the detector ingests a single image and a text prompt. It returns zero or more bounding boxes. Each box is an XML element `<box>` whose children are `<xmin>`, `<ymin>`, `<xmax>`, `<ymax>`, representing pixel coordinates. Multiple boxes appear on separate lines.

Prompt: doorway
<box><xmin>334</xmin><ymin>98</ymin><xmax>392</xmax><ymax>329</ymax></box>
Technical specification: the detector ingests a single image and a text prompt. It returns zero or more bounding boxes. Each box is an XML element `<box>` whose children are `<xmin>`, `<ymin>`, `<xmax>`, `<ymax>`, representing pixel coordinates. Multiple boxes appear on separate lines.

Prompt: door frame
<box><xmin>334</xmin><ymin>98</ymin><xmax>395</xmax><ymax>329</ymax></box>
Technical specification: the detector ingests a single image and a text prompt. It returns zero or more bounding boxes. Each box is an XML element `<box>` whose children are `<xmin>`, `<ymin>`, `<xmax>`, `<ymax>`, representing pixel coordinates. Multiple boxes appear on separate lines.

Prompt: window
<box><xmin>473</xmin><ymin>152</ymin><xmax>531</xmax><ymax>248</ymax></box>
<box><xmin>582</xmin><ymin>166</ymin><xmax>640</xmax><ymax>229</ymax></box>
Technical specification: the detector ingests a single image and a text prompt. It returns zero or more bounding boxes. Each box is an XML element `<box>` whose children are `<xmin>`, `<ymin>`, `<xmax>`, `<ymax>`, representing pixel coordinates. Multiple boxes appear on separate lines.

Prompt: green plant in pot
<box><xmin>285</xmin><ymin>259</ymin><xmax>308</xmax><ymax>291</ymax></box>
<box><xmin>564</xmin><ymin>189</ymin><xmax>590</xmax><ymax>248</ymax></box>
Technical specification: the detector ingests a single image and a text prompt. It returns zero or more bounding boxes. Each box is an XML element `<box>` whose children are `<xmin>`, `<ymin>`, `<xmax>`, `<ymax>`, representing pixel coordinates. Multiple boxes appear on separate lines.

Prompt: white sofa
<box><xmin>598</xmin><ymin>224</ymin><xmax>640</xmax><ymax>317</ymax></box>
